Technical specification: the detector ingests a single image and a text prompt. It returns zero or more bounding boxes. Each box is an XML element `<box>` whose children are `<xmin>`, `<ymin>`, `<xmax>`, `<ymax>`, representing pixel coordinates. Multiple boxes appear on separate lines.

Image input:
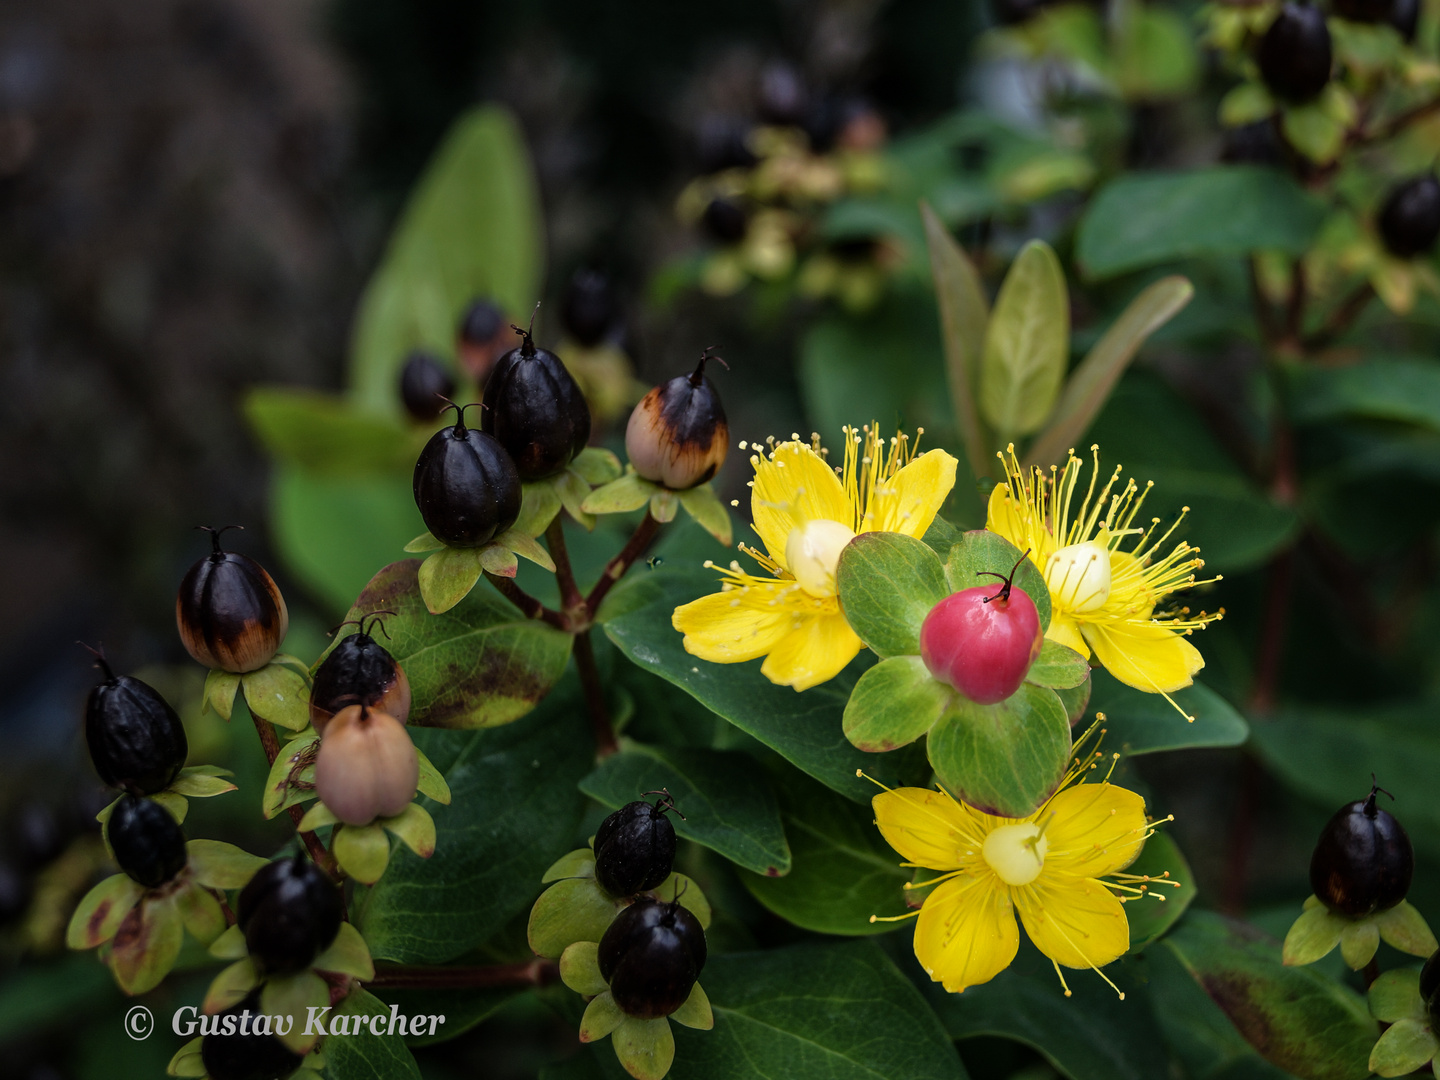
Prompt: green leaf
<box><xmin>345</xmin><ymin>559</ymin><xmax>572</xmax><ymax>730</ymax></box>
<box><xmin>1161</xmin><ymin>910</ymin><xmax>1377</xmax><ymax>1080</ymax></box>
<box><xmin>1026</xmin><ymin>639</ymin><xmax>1090</xmax><ymax>690</ymax></box>
<box><xmin>1123</xmin><ymin>831</ymin><xmax>1197</xmax><ymax>950</ymax></box>
<box><xmin>580</xmin><ymin>744</ymin><xmax>791</xmax><ymax>876</ymax></box>
<box><xmin>1088</xmin><ymin>670</ymin><xmax>1248</xmax><ymax>754</ymax></box>
<box><xmin>677</xmin><ymin>484</ymin><xmax>733</xmax><ymax>547</ymax></box>
<box><xmin>738</xmin><ymin>771</ymin><xmax>911</xmax><ymax>936</ymax></box>
<box><xmin>602</xmin><ymin>567</ymin><xmax>927</xmax><ymax>802</ymax></box>
<box><xmin>350</xmin><ymin>106</ymin><xmax>541</xmax><ymax>414</ymax></box>
<box><xmin>1113</xmin><ymin>6</ymin><xmax>1199</xmax><ymax>98</ymax></box>
<box><xmin>186</xmin><ymin>840</ymin><xmax>270</xmax><ymax>890</ymax></box>
<box><xmin>321</xmin><ymin>989</ymin><xmax>423</xmax><ymax>1080</ymax></box>
<box><xmin>667</xmin><ymin>940</ymin><xmax>966</xmax><ymax>1080</ymax></box>
<box><xmin>1289</xmin><ymin>357</ymin><xmax>1440</xmax><ymax>433</ymax></box>
<box><xmin>979</xmin><ymin>239</ymin><xmax>1069</xmax><ymax>439</ymax></box>
<box><xmin>836</xmin><ymin>531</ymin><xmax>950</xmax><ymax>658</ymax></box>
<box><xmin>582</xmin><ymin>472</ymin><xmax>656</xmax><ymax>515</ymax></box>
<box><xmin>1220</xmin><ymin>82</ymin><xmax>1275</xmax><ymax>127</ymax></box>
<box><xmin>843</xmin><ymin>656</ymin><xmax>951</xmax><ymax>752</ymax></box>
<box><xmin>243</xmin><ymin>388</ymin><xmax>420</xmax><ymax>475</ymax></box>
<box><xmin>927</xmin><ymin>682</ymin><xmax>1072</xmax><ymax>817</ymax></box>
<box><xmin>357</xmin><ymin>683</ymin><xmax>592</xmax><ymax>964</ymax></box>
<box><xmin>945</xmin><ymin>530</ymin><xmax>1052</xmax><ymax>632</ymax></box>
<box><xmin>921</xmin><ymin>200</ymin><xmax>990</xmax><ymax>483</ymax></box>
<box><xmin>1282</xmin><ymin>104</ymin><xmax>1346</xmax><ymax>165</ymax></box>
<box><xmin>1076</xmin><ymin>166</ymin><xmax>1326</xmax><ymax>279</ymax></box>
<box><xmin>1025</xmin><ymin>276</ymin><xmax>1193</xmax><ymax>470</ymax></box>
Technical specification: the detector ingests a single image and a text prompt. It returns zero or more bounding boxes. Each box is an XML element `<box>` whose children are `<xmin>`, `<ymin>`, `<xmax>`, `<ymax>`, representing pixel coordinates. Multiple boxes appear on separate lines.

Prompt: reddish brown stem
<box><xmin>1354</xmin><ymin>95</ymin><xmax>1440</xmax><ymax>146</ymax></box>
<box><xmin>1282</xmin><ymin>260</ymin><xmax>1307</xmax><ymax>349</ymax></box>
<box><xmin>574</xmin><ymin>629</ymin><xmax>618</xmax><ymax>758</ymax></box>
<box><xmin>547</xmin><ymin>517</ymin><xmax>586</xmax><ymax>618</ymax></box>
<box><xmin>1249</xmin><ymin>548</ymin><xmax>1295</xmax><ymax>717</ymax></box>
<box><xmin>1221</xmin><ymin>754</ymin><xmax>1263</xmax><ymax>917</ymax></box>
<box><xmin>585</xmin><ymin>513</ymin><xmax>662</xmax><ymax>616</ymax></box>
<box><xmin>365</xmin><ymin>958</ymin><xmax>559</xmax><ymax>991</ymax></box>
<box><xmin>249</xmin><ymin>711</ymin><xmax>341</xmax><ymax>880</ymax></box>
<box><xmin>485</xmin><ymin>572</ymin><xmax>567</xmax><ymax>629</ymax></box>
<box><xmin>1364</xmin><ymin>958</ymin><xmax>1381</xmax><ymax>989</ymax></box>
<box><xmin>1303</xmin><ymin>281</ymin><xmax>1375</xmax><ymax>352</ymax></box>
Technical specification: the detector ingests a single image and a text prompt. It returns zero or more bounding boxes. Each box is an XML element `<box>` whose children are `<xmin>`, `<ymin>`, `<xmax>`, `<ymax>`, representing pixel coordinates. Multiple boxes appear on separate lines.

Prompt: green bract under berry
<box><xmin>1257</xmin><ymin>3</ymin><xmax>1332</xmax><ymax>104</ymax></box>
<box><xmin>309</xmin><ymin>614</ymin><xmax>411</xmax><ymax>733</ymax></box>
<box><xmin>84</xmin><ymin>648</ymin><xmax>188</xmax><ymax>795</ymax></box>
<box><xmin>176</xmin><ymin>526</ymin><xmax>289</xmax><ymax>674</ymax></box>
<box><xmin>200</xmin><ymin>991</ymin><xmax>305</xmax><ymax>1080</ymax></box>
<box><xmin>108</xmin><ymin>794</ymin><xmax>187</xmax><ymax>889</ymax></box>
<box><xmin>482</xmin><ymin>327</ymin><xmax>591</xmax><ymax>481</ymax></box>
<box><xmin>1309</xmin><ymin>782</ymin><xmax>1413</xmax><ymax>917</ymax></box>
<box><xmin>625</xmin><ymin>349</ymin><xmax>729</xmax><ymax>491</ymax></box>
<box><xmin>412</xmin><ymin>402</ymin><xmax>523</xmax><ymax>547</ymax></box>
<box><xmin>594</xmin><ymin>791</ymin><xmax>681</xmax><ymax>898</ymax></box>
<box><xmin>399</xmin><ymin>350</ymin><xmax>456</xmax><ymax>423</ymax></box>
<box><xmin>237</xmin><ymin>854</ymin><xmax>342</xmax><ymax>975</ymax></box>
<box><xmin>598</xmin><ymin>896</ymin><xmax>708</xmax><ymax>1019</ymax></box>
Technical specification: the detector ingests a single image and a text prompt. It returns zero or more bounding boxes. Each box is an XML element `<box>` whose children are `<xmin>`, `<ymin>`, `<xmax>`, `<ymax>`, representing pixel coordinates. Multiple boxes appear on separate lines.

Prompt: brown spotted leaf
<box><xmin>109</xmin><ymin>893</ymin><xmax>184</xmax><ymax>995</ymax></box>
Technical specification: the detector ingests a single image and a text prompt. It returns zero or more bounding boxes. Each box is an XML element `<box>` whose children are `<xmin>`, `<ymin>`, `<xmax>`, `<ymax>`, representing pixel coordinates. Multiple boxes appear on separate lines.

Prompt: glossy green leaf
<box><xmin>1123</xmin><ymin>831</ymin><xmax>1197</xmax><ymax>950</ymax></box>
<box><xmin>1088</xmin><ymin>670</ymin><xmax>1248</xmax><ymax>755</ymax></box>
<box><xmin>579</xmin><ymin>744</ymin><xmax>791</xmax><ymax>876</ymax></box>
<box><xmin>1161</xmin><ymin>911</ymin><xmax>1377</xmax><ymax>1080</ymax></box>
<box><xmin>356</xmin><ymin>683</ymin><xmax>592</xmax><ymax>964</ymax></box>
<box><xmin>945</xmin><ymin>530</ymin><xmax>1052</xmax><ymax>632</ymax></box>
<box><xmin>321</xmin><ymin>989</ymin><xmax>423</xmax><ymax>1080</ymax></box>
<box><xmin>602</xmin><ymin>566</ymin><xmax>927</xmax><ymax>802</ymax></box>
<box><xmin>1289</xmin><ymin>357</ymin><xmax>1440</xmax><ymax>433</ymax></box>
<box><xmin>980</xmin><ymin>239</ymin><xmax>1069</xmax><ymax>439</ymax></box>
<box><xmin>667</xmin><ymin>941</ymin><xmax>966</xmax><ymax>1080</ymax></box>
<box><xmin>921</xmin><ymin>200</ymin><xmax>989</xmax><ymax>481</ymax></box>
<box><xmin>738</xmin><ymin>772</ymin><xmax>911</xmax><ymax>936</ymax></box>
<box><xmin>927</xmin><ymin>682</ymin><xmax>1071</xmax><ymax>817</ymax></box>
<box><xmin>243</xmin><ymin>388</ymin><xmax>422</xmax><ymax>475</ymax></box>
<box><xmin>1076</xmin><ymin>166</ymin><xmax>1326</xmax><ymax>279</ymax></box>
<box><xmin>843</xmin><ymin>655</ymin><xmax>951</xmax><ymax>752</ymax></box>
<box><xmin>836</xmin><ymin>531</ymin><xmax>950</xmax><ymax>658</ymax></box>
<box><xmin>350</xmin><ymin>106</ymin><xmax>541</xmax><ymax>413</ymax></box>
<box><xmin>344</xmin><ymin>559</ymin><xmax>572</xmax><ymax>729</ymax></box>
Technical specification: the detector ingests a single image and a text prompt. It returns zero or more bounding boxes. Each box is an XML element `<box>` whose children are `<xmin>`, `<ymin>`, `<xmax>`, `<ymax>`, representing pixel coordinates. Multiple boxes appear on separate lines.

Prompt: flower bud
<box><xmin>310</xmin><ymin>616</ymin><xmax>411</xmax><ymax>733</ymax></box>
<box><xmin>1309</xmin><ymin>782</ymin><xmax>1413</xmax><ymax>917</ymax></box>
<box><xmin>625</xmin><ymin>350</ymin><xmax>729</xmax><ymax>491</ymax></box>
<box><xmin>598</xmin><ymin>896</ymin><xmax>707</xmax><ymax>1019</ymax></box>
<box><xmin>1378</xmin><ymin>175</ymin><xmax>1440</xmax><ymax>259</ymax></box>
<box><xmin>237</xmin><ymin>855</ymin><xmax>342</xmax><ymax>975</ymax></box>
<box><xmin>201</xmin><ymin>990</ymin><xmax>305</xmax><ymax>1080</ymax></box>
<box><xmin>560</xmin><ymin>268</ymin><xmax>618</xmax><ymax>348</ymax></box>
<box><xmin>594</xmin><ymin>792</ymin><xmax>680</xmax><ymax>898</ymax></box>
<box><xmin>176</xmin><ymin>527</ymin><xmax>289</xmax><ymax>674</ymax></box>
<box><xmin>313</xmin><ymin>706</ymin><xmax>418</xmax><ymax>826</ymax></box>
<box><xmin>398</xmin><ymin>350</ymin><xmax>456</xmax><ymax>422</ymax></box>
<box><xmin>412</xmin><ymin>403</ymin><xmax>523</xmax><ymax>547</ymax></box>
<box><xmin>84</xmin><ymin>650</ymin><xmax>188</xmax><ymax>795</ymax></box>
<box><xmin>1257</xmin><ymin>3</ymin><xmax>1332</xmax><ymax>105</ymax></box>
<box><xmin>482</xmin><ymin>327</ymin><xmax>591</xmax><ymax>480</ymax></box>
<box><xmin>108</xmin><ymin>794</ymin><xmax>187</xmax><ymax>889</ymax></box>
<box><xmin>457</xmin><ymin>297</ymin><xmax>507</xmax><ymax>382</ymax></box>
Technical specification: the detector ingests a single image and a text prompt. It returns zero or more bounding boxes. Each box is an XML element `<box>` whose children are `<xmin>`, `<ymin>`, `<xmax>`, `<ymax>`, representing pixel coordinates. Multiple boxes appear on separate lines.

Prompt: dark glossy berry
<box><xmin>201</xmin><ymin>991</ymin><xmax>305</xmax><ymax>1080</ymax></box>
<box><xmin>457</xmin><ymin>298</ymin><xmax>507</xmax><ymax>382</ymax></box>
<box><xmin>84</xmin><ymin>651</ymin><xmax>188</xmax><ymax>795</ymax></box>
<box><xmin>625</xmin><ymin>350</ymin><xmax>729</xmax><ymax>491</ymax></box>
<box><xmin>1378</xmin><ymin>175</ymin><xmax>1440</xmax><ymax>258</ymax></box>
<box><xmin>696</xmin><ymin>114</ymin><xmax>758</xmax><ymax>174</ymax></box>
<box><xmin>1332</xmin><ymin>0</ymin><xmax>1394</xmax><ymax>23</ymax></box>
<box><xmin>1391</xmin><ymin>0</ymin><xmax>1419</xmax><ymax>40</ymax></box>
<box><xmin>108</xmin><ymin>794</ymin><xmax>187</xmax><ymax>888</ymax></box>
<box><xmin>398</xmin><ymin>351</ymin><xmax>456</xmax><ymax>423</ymax></box>
<box><xmin>482</xmin><ymin>328</ymin><xmax>591</xmax><ymax>480</ymax></box>
<box><xmin>1309</xmin><ymin>783</ymin><xmax>1413</xmax><ymax>917</ymax></box>
<box><xmin>1221</xmin><ymin>120</ymin><xmax>1285</xmax><ymax>166</ymax></box>
<box><xmin>758</xmin><ymin>61</ymin><xmax>810</xmax><ymax>126</ymax></box>
<box><xmin>1258</xmin><ymin>4</ymin><xmax>1332</xmax><ymax>104</ymax></box>
<box><xmin>237</xmin><ymin>855</ymin><xmax>342</xmax><ymax>975</ymax></box>
<box><xmin>701</xmin><ymin>198</ymin><xmax>748</xmax><ymax>244</ymax></box>
<box><xmin>560</xmin><ymin>269</ymin><xmax>618</xmax><ymax>348</ymax></box>
<box><xmin>599</xmin><ymin>896</ymin><xmax>707</xmax><ymax>1019</ymax></box>
<box><xmin>412</xmin><ymin>403</ymin><xmax>523</xmax><ymax>546</ymax></box>
<box><xmin>176</xmin><ymin>527</ymin><xmax>288</xmax><ymax>674</ymax></box>
<box><xmin>594</xmin><ymin>791</ymin><xmax>680</xmax><ymax>898</ymax></box>
<box><xmin>309</xmin><ymin>615</ymin><xmax>411</xmax><ymax>732</ymax></box>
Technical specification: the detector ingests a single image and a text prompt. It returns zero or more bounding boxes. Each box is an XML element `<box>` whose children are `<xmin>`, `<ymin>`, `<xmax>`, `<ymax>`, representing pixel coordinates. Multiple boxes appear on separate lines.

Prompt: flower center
<box><xmin>1045</xmin><ymin>541</ymin><xmax>1112</xmax><ymax>614</ymax></box>
<box><xmin>981</xmin><ymin>822</ymin><xmax>1049</xmax><ymax>886</ymax></box>
<box><xmin>784</xmin><ymin>518</ymin><xmax>856</xmax><ymax>598</ymax></box>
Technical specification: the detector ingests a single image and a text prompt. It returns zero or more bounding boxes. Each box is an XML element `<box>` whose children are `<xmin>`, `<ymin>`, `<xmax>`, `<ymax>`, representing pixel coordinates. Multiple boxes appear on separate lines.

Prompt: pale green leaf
<box><xmin>921</xmin><ymin>201</ymin><xmax>989</xmax><ymax>482</ymax></box>
<box><xmin>980</xmin><ymin>239</ymin><xmax>1069</xmax><ymax>439</ymax></box>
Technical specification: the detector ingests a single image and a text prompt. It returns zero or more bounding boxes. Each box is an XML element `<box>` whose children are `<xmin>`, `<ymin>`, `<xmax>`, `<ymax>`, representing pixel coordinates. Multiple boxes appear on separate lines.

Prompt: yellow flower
<box><xmin>672</xmin><ymin>426</ymin><xmax>957</xmax><ymax>691</ymax></box>
<box><xmin>869</xmin><ymin>740</ymin><xmax>1173</xmax><ymax>996</ymax></box>
<box><xmin>986</xmin><ymin>446</ymin><xmax>1222</xmax><ymax>715</ymax></box>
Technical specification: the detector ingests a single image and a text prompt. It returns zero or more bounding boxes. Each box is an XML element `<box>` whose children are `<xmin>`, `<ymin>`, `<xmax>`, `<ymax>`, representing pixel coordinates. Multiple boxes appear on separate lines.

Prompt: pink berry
<box><xmin>920</xmin><ymin>554</ymin><xmax>1043</xmax><ymax>705</ymax></box>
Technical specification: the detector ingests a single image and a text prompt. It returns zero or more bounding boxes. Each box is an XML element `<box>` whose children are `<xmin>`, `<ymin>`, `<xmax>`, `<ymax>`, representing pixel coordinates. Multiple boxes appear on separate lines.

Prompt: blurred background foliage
<box><xmin>7</xmin><ymin>0</ymin><xmax>1440</xmax><ymax>1078</ymax></box>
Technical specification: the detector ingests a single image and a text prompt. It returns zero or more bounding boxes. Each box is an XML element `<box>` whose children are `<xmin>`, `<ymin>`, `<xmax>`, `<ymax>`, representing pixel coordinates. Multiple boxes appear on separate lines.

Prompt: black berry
<box><xmin>236</xmin><ymin>855</ymin><xmax>343</xmax><ymax>975</ymax></box>
<box><xmin>1378</xmin><ymin>174</ymin><xmax>1440</xmax><ymax>258</ymax></box>
<box><xmin>84</xmin><ymin>649</ymin><xmax>188</xmax><ymax>795</ymax></box>
<box><xmin>310</xmin><ymin>614</ymin><xmax>411</xmax><ymax>732</ymax></box>
<box><xmin>991</xmin><ymin>0</ymin><xmax>1053</xmax><ymax>26</ymax></box>
<box><xmin>593</xmin><ymin>791</ymin><xmax>681</xmax><ymax>898</ymax></box>
<box><xmin>457</xmin><ymin>298</ymin><xmax>507</xmax><ymax>381</ymax></box>
<box><xmin>1391</xmin><ymin>0</ymin><xmax>1419</xmax><ymax>40</ymax></box>
<box><xmin>560</xmin><ymin>269</ymin><xmax>618</xmax><ymax>348</ymax></box>
<box><xmin>1422</xmin><ymin>950</ymin><xmax>1440</xmax><ymax>1030</ymax></box>
<box><xmin>481</xmin><ymin>327</ymin><xmax>591</xmax><ymax>481</ymax></box>
<box><xmin>412</xmin><ymin>402</ymin><xmax>523</xmax><ymax>546</ymax></box>
<box><xmin>398</xmin><ymin>351</ymin><xmax>456</xmax><ymax>423</ymax></box>
<box><xmin>624</xmin><ymin>350</ymin><xmax>729</xmax><ymax>491</ymax></box>
<box><xmin>176</xmin><ymin>526</ymin><xmax>289</xmax><ymax>674</ymax></box>
<box><xmin>1332</xmin><ymin>0</ymin><xmax>1394</xmax><ymax>22</ymax></box>
<box><xmin>1258</xmin><ymin>3</ymin><xmax>1332</xmax><ymax>104</ymax></box>
<box><xmin>598</xmin><ymin>896</ymin><xmax>707</xmax><ymax>1019</ymax></box>
<box><xmin>108</xmin><ymin>794</ymin><xmax>187</xmax><ymax>889</ymax></box>
<box><xmin>200</xmin><ymin>991</ymin><xmax>305</xmax><ymax>1080</ymax></box>
<box><xmin>701</xmin><ymin>198</ymin><xmax>748</xmax><ymax>244</ymax></box>
<box><xmin>1309</xmin><ymin>781</ymin><xmax>1413</xmax><ymax>917</ymax></box>
<box><xmin>695</xmin><ymin>114</ymin><xmax>758</xmax><ymax>174</ymax></box>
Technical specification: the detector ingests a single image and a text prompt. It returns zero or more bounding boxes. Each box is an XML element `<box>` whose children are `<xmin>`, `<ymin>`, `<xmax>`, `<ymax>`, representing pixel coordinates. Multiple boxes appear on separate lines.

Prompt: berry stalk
<box><xmin>249</xmin><ymin>710</ymin><xmax>341</xmax><ymax>880</ymax></box>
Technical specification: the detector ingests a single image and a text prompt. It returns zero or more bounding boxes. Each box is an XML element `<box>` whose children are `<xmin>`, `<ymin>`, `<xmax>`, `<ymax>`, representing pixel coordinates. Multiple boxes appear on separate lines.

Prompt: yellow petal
<box><xmin>863</xmin><ymin>449</ymin><xmax>958</xmax><ymax>538</ymax></box>
<box><xmin>758</xmin><ymin>610</ymin><xmax>862</xmax><ymax>691</ymax></box>
<box><xmin>915</xmin><ymin>876</ymin><xmax>1020</xmax><ymax>994</ymax></box>
<box><xmin>1082</xmin><ymin>621</ymin><xmax>1203</xmax><ymax>694</ymax></box>
<box><xmin>751</xmin><ymin>442</ymin><xmax>852</xmax><ymax>569</ymax></box>
<box><xmin>1014</xmin><ymin>876</ymin><xmax>1130</xmax><ymax>971</ymax></box>
<box><xmin>672</xmin><ymin>583</ymin><xmax>796</xmax><ymax>664</ymax></box>
<box><xmin>986</xmin><ymin>484</ymin><xmax>1027</xmax><ymax>550</ymax></box>
<box><xmin>1045</xmin><ymin>611</ymin><xmax>1090</xmax><ymax>659</ymax></box>
<box><xmin>872</xmin><ymin>787</ymin><xmax>983</xmax><ymax>870</ymax></box>
<box><xmin>1038</xmin><ymin>783</ymin><xmax>1149</xmax><ymax>879</ymax></box>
